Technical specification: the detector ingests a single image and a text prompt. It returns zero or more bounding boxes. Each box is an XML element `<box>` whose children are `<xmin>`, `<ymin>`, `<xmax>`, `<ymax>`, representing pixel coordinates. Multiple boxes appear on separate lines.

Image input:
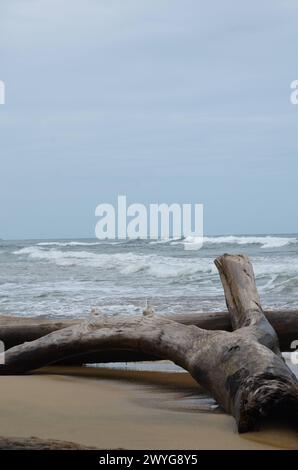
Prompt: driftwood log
<box><xmin>0</xmin><ymin>254</ymin><xmax>297</xmax><ymax>432</ymax></box>
<box><xmin>0</xmin><ymin>309</ymin><xmax>297</xmax><ymax>355</ymax></box>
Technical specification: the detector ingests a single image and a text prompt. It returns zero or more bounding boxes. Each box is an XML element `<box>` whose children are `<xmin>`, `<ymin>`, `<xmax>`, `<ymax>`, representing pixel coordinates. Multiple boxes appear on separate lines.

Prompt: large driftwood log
<box><xmin>0</xmin><ymin>308</ymin><xmax>297</xmax><ymax>354</ymax></box>
<box><xmin>0</xmin><ymin>254</ymin><xmax>297</xmax><ymax>432</ymax></box>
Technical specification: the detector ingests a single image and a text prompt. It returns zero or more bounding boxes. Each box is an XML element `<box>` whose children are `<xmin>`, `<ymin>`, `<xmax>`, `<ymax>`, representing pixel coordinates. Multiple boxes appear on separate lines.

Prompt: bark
<box><xmin>0</xmin><ymin>255</ymin><xmax>298</xmax><ymax>432</ymax></box>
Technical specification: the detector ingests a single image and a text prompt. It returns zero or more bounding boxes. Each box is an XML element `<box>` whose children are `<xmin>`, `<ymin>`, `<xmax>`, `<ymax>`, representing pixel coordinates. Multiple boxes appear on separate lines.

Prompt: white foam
<box><xmin>149</xmin><ymin>237</ymin><xmax>181</xmax><ymax>245</ymax></box>
<box><xmin>7</xmin><ymin>235</ymin><xmax>298</xmax><ymax>317</ymax></box>
<box><xmin>14</xmin><ymin>246</ymin><xmax>216</xmax><ymax>279</ymax></box>
<box><xmin>168</xmin><ymin>235</ymin><xmax>296</xmax><ymax>249</ymax></box>
<box><xmin>202</xmin><ymin>235</ymin><xmax>296</xmax><ymax>249</ymax></box>
<box><xmin>35</xmin><ymin>236</ymin><xmax>297</xmax><ymax>249</ymax></box>
<box><xmin>36</xmin><ymin>241</ymin><xmax>102</xmax><ymax>247</ymax></box>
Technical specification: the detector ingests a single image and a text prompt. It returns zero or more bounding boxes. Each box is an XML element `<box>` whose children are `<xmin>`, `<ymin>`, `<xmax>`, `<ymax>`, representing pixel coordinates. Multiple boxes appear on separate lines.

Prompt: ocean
<box><xmin>0</xmin><ymin>234</ymin><xmax>297</xmax><ymax>319</ymax></box>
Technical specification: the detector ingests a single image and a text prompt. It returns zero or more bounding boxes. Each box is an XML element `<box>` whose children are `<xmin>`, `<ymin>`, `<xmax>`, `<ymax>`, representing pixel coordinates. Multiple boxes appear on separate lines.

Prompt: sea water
<box><xmin>0</xmin><ymin>234</ymin><xmax>297</xmax><ymax>318</ymax></box>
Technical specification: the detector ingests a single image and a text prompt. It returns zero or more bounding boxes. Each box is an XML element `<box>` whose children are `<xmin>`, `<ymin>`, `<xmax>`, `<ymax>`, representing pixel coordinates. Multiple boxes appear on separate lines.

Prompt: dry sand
<box><xmin>0</xmin><ymin>366</ymin><xmax>297</xmax><ymax>450</ymax></box>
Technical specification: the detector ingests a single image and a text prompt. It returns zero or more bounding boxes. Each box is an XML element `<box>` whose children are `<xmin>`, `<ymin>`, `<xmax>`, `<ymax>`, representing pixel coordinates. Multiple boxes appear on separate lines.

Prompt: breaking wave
<box><xmin>35</xmin><ymin>235</ymin><xmax>297</xmax><ymax>250</ymax></box>
<box><xmin>14</xmin><ymin>246</ymin><xmax>215</xmax><ymax>278</ymax></box>
<box><xmin>13</xmin><ymin>245</ymin><xmax>298</xmax><ymax>283</ymax></box>
<box><xmin>4</xmin><ymin>234</ymin><xmax>298</xmax><ymax>316</ymax></box>
<box><xmin>202</xmin><ymin>235</ymin><xmax>296</xmax><ymax>249</ymax></box>
<box><xmin>37</xmin><ymin>241</ymin><xmax>103</xmax><ymax>247</ymax></box>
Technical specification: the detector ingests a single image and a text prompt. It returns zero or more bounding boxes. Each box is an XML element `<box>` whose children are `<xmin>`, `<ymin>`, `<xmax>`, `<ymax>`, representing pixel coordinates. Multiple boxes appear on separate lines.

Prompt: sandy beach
<box><xmin>0</xmin><ymin>365</ymin><xmax>297</xmax><ymax>450</ymax></box>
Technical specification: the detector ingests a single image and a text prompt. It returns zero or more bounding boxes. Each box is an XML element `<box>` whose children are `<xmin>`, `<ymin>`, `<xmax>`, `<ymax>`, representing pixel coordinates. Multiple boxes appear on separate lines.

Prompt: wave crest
<box><xmin>202</xmin><ymin>235</ymin><xmax>296</xmax><ymax>249</ymax></box>
<box><xmin>14</xmin><ymin>246</ymin><xmax>216</xmax><ymax>279</ymax></box>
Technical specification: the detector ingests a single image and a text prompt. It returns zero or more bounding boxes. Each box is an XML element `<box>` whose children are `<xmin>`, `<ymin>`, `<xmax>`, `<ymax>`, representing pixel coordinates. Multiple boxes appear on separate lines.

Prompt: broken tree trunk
<box><xmin>0</xmin><ymin>254</ymin><xmax>297</xmax><ymax>432</ymax></box>
<box><xmin>214</xmin><ymin>255</ymin><xmax>298</xmax><ymax>430</ymax></box>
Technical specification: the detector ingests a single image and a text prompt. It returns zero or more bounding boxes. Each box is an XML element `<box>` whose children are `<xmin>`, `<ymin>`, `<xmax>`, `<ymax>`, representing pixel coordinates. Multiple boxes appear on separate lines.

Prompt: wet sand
<box><xmin>0</xmin><ymin>366</ymin><xmax>297</xmax><ymax>450</ymax></box>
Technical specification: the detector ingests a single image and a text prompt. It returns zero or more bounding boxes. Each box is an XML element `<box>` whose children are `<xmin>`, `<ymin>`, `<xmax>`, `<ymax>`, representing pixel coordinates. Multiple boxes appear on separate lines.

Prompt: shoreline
<box><xmin>0</xmin><ymin>366</ymin><xmax>297</xmax><ymax>450</ymax></box>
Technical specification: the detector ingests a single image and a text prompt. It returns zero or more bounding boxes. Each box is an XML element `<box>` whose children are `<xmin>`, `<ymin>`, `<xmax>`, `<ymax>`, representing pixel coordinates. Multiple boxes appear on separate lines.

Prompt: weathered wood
<box><xmin>214</xmin><ymin>254</ymin><xmax>298</xmax><ymax>431</ymax></box>
<box><xmin>214</xmin><ymin>254</ymin><xmax>281</xmax><ymax>354</ymax></box>
<box><xmin>0</xmin><ymin>254</ymin><xmax>297</xmax><ymax>433</ymax></box>
<box><xmin>0</xmin><ymin>309</ymin><xmax>297</xmax><ymax>354</ymax></box>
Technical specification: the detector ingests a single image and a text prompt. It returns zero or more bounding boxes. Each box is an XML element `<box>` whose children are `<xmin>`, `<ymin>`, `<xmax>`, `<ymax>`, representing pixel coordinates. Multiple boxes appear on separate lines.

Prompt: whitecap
<box><xmin>14</xmin><ymin>246</ymin><xmax>216</xmax><ymax>279</ymax></box>
<box><xmin>36</xmin><ymin>241</ymin><xmax>102</xmax><ymax>247</ymax></box>
<box><xmin>202</xmin><ymin>235</ymin><xmax>296</xmax><ymax>249</ymax></box>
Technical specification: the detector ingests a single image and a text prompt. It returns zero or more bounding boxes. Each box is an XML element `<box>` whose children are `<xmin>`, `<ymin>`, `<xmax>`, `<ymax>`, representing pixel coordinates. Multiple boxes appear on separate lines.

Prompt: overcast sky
<box><xmin>0</xmin><ymin>0</ymin><xmax>297</xmax><ymax>239</ymax></box>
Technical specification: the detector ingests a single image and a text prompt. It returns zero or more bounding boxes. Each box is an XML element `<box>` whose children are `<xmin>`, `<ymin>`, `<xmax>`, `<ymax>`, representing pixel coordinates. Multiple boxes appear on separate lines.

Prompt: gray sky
<box><xmin>0</xmin><ymin>0</ymin><xmax>297</xmax><ymax>239</ymax></box>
